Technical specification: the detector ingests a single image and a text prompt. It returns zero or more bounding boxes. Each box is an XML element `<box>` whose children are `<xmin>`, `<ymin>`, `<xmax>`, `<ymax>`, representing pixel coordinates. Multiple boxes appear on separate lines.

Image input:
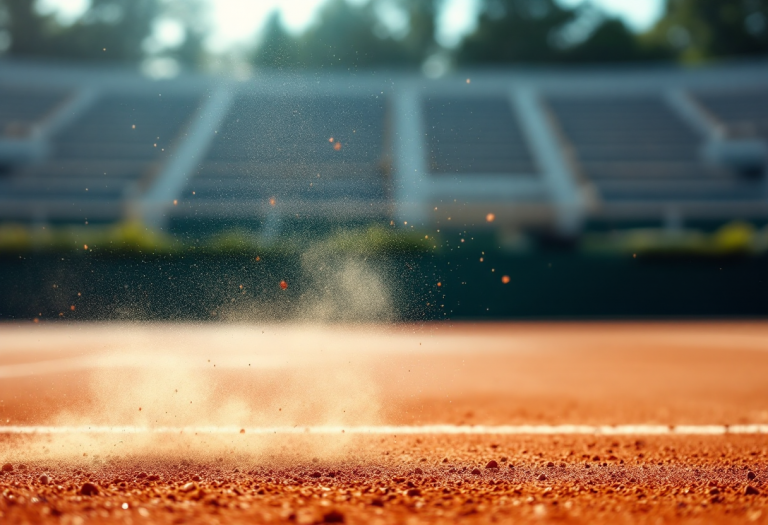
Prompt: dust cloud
<box><xmin>1</xmin><ymin>331</ymin><xmax>385</xmax><ymax>464</ymax></box>
<box><xmin>0</xmin><ymin>249</ymin><xmax>400</xmax><ymax>464</ymax></box>
<box><xmin>220</xmin><ymin>242</ymin><xmax>399</xmax><ymax>323</ymax></box>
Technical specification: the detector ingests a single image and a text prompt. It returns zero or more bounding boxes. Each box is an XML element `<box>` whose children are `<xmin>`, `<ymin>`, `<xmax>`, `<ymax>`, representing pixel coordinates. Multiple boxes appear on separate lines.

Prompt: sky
<box><xmin>36</xmin><ymin>0</ymin><xmax>667</xmax><ymax>53</ymax></box>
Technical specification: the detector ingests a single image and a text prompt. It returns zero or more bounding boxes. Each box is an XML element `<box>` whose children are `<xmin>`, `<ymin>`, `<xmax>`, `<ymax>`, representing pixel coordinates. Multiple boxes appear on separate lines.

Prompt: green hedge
<box><xmin>0</xmin><ymin>222</ymin><xmax>436</xmax><ymax>257</ymax></box>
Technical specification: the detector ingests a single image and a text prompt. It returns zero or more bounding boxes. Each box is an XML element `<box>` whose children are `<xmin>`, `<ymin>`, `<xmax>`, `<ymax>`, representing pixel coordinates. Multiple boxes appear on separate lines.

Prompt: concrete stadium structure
<box><xmin>0</xmin><ymin>59</ymin><xmax>767</xmax><ymax>236</ymax></box>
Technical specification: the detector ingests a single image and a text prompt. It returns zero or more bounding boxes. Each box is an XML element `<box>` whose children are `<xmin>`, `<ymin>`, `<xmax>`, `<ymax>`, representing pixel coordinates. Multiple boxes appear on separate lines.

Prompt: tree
<box><xmin>252</xmin><ymin>11</ymin><xmax>304</xmax><ymax>69</ymax></box>
<box><xmin>566</xmin><ymin>19</ymin><xmax>639</xmax><ymax>62</ymax></box>
<box><xmin>644</xmin><ymin>0</ymin><xmax>768</xmax><ymax>62</ymax></box>
<box><xmin>0</xmin><ymin>0</ymin><xmax>206</xmax><ymax>68</ymax></box>
<box><xmin>252</xmin><ymin>0</ymin><xmax>439</xmax><ymax>70</ymax></box>
<box><xmin>1</xmin><ymin>0</ymin><xmax>159</xmax><ymax>62</ymax></box>
<box><xmin>456</xmin><ymin>0</ymin><xmax>576</xmax><ymax>64</ymax></box>
<box><xmin>155</xmin><ymin>0</ymin><xmax>210</xmax><ymax>69</ymax></box>
<box><xmin>396</xmin><ymin>0</ymin><xmax>439</xmax><ymax>62</ymax></box>
<box><xmin>457</xmin><ymin>0</ymin><xmax>656</xmax><ymax>65</ymax></box>
<box><xmin>0</xmin><ymin>0</ymin><xmax>51</xmax><ymax>56</ymax></box>
<box><xmin>565</xmin><ymin>17</ymin><xmax>670</xmax><ymax>63</ymax></box>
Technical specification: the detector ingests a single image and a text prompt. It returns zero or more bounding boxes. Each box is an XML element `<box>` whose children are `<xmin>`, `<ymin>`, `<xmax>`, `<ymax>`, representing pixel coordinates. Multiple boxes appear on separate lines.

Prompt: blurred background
<box><xmin>0</xmin><ymin>0</ymin><xmax>767</xmax><ymax>321</ymax></box>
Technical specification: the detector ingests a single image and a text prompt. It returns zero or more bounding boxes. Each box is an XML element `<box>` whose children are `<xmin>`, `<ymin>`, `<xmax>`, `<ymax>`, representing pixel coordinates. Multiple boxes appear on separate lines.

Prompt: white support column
<box><xmin>391</xmin><ymin>84</ymin><xmax>429</xmax><ymax>227</ymax></box>
<box><xmin>137</xmin><ymin>86</ymin><xmax>235</xmax><ymax>227</ymax></box>
<box><xmin>512</xmin><ymin>88</ymin><xmax>583</xmax><ymax>235</ymax></box>
<box><xmin>0</xmin><ymin>88</ymin><xmax>99</xmax><ymax>164</ymax></box>
<box><xmin>664</xmin><ymin>89</ymin><xmax>724</xmax><ymax>140</ymax></box>
<box><xmin>37</xmin><ymin>88</ymin><xmax>99</xmax><ymax>141</ymax></box>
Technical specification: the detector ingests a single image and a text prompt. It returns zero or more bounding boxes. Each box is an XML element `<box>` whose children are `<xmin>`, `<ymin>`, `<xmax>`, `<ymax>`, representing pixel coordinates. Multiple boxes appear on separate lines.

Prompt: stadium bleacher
<box><xmin>695</xmin><ymin>89</ymin><xmax>768</xmax><ymax>142</ymax></box>
<box><xmin>0</xmin><ymin>60</ymin><xmax>766</xmax><ymax>234</ymax></box>
<box><xmin>178</xmin><ymin>93</ymin><xmax>389</xmax><ymax>229</ymax></box>
<box><xmin>546</xmin><ymin>95</ymin><xmax>767</xmax><ymax>208</ymax></box>
<box><xmin>0</xmin><ymin>89</ymin><xmax>200</xmax><ymax>223</ymax></box>
<box><xmin>0</xmin><ymin>85</ymin><xmax>69</xmax><ymax>139</ymax></box>
<box><xmin>424</xmin><ymin>97</ymin><xmax>538</xmax><ymax>175</ymax></box>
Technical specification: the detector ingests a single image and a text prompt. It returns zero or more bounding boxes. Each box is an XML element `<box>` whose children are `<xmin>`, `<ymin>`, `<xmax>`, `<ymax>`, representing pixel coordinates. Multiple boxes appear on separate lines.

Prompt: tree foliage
<box><xmin>457</xmin><ymin>0</ymin><xmax>767</xmax><ymax>65</ymax></box>
<box><xmin>0</xmin><ymin>0</ymin><xmax>205</xmax><ymax>67</ymax></box>
<box><xmin>457</xmin><ymin>0</ymin><xmax>574</xmax><ymax>64</ymax></box>
<box><xmin>643</xmin><ymin>0</ymin><xmax>768</xmax><ymax>63</ymax></box>
<box><xmin>252</xmin><ymin>0</ymin><xmax>438</xmax><ymax>69</ymax></box>
<box><xmin>0</xmin><ymin>0</ymin><xmax>765</xmax><ymax>69</ymax></box>
<box><xmin>456</xmin><ymin>0</ymin><xmax>669</xmax><ymax>65</ymax></box>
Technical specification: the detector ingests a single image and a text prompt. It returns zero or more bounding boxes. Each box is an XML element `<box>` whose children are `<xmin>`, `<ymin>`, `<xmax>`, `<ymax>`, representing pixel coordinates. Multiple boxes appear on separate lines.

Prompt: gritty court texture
<box><xmin>0</xmin><ymin>322</ymin><xmax>766</xmax><ymax>524</ymax></box>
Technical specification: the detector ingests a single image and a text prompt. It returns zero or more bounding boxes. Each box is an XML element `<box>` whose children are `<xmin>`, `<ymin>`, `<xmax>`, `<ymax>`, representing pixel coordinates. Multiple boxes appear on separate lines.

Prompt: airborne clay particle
<box><xmin>486</xmin><ymin>460</ymin><xmax>499</xmax><ymax>469</ymax></box>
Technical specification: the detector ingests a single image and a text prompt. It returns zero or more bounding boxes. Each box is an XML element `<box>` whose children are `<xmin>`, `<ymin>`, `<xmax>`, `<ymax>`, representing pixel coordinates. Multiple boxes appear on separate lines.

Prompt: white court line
<box><xmin>0</xmin><ymin>425</ymin><xmax>766</xmax><ymax>435</ymax></box>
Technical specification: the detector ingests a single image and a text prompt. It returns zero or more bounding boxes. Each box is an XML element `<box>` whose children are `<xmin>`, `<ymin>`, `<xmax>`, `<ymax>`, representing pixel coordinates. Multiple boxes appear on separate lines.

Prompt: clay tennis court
<box><xmin>1</xmin><ymin>322</ymin><xmax>767</xmax><ymax>523</ymax></box>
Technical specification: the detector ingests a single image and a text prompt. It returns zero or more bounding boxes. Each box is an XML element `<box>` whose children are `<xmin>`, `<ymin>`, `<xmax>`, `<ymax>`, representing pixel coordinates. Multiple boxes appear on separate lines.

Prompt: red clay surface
<box><xmin>0</xmin><ymin>322</ymin><xmax>767</xmax><ymax>523</ymax></box>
